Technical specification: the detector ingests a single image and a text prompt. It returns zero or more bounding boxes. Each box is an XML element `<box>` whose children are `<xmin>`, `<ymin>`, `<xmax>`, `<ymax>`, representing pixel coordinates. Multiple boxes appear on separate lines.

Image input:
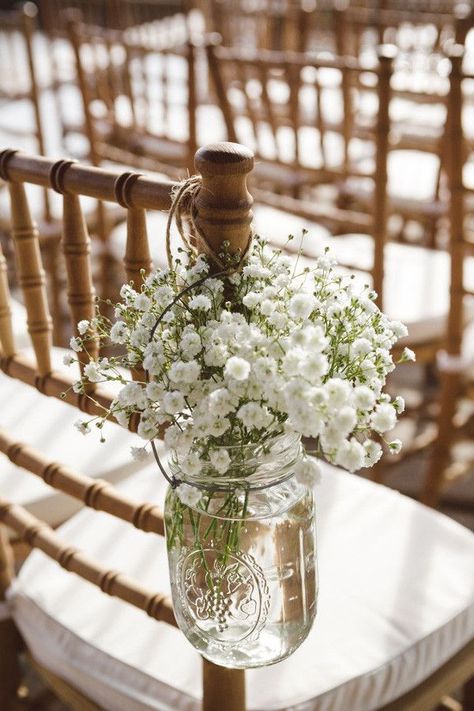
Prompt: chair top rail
<box><xmin>0</xmin><ymin>150</ymin><xmax>176</xmax><ymax>210</ymax></box>
<box><xmin>0</xmin><ymin>497</ymin><xmax>176</xmax><ymax>626</ymax></box>
<box><xmin>0</xmin><ymin>429</ymin><xmax>165</xmax><ymax>535</ymax></box>
<box><xmin>344</xmin><ymin>4</ymin><xmax>468</xmax><ymax>28</ymax></box>
<box><xmin>210</xmin><ymin>41</ymin><xmax>396</xmax><ymax>75</ymax></box>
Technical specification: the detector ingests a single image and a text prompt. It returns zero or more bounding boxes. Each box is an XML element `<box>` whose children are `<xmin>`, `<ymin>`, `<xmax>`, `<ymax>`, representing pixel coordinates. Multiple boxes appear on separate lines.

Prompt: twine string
<box><xmin>165</xmin><ymin>175</ymin><xmax>252</xmax><ymax>273</ymax></box>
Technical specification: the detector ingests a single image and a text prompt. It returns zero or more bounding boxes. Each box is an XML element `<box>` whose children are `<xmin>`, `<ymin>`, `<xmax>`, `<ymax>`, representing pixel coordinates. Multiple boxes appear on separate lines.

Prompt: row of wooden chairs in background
<box><xmin>209</xmin><ymin>36</ymin><xmax>474</xmax><ymax>507</ymax></box>
<box><xmin>1</xmin><ymin>0</ymin><xmax>473</xmax><ymax>507</ymax></box>
<box><xmin>0</xmin><ymin>141</ymin><xmax>473</xmax><ymax>711</ymax></box>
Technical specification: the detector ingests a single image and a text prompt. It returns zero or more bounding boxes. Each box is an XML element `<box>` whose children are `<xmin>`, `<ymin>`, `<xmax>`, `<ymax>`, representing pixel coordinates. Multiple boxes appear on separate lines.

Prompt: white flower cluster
<box><xmin>71</xmin><ymin>238</ymin><xmax>413</xmax><ymax>475</ymax></box>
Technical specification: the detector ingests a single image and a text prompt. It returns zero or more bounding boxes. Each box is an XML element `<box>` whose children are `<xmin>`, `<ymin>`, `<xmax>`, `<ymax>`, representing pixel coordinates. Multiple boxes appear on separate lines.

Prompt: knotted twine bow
<box><xmin>150</xmin><ymin>175</ymin><xmax>253</xmax><ymax>489</ymax></box>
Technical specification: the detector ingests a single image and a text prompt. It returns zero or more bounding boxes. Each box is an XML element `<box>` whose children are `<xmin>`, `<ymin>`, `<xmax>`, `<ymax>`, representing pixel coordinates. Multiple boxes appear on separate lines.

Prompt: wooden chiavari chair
<box><xmin>310</xmin><ymin>3</ymin><xmax>474</xmax><ymax>246</ymax></box>
<box><xmin>0</xmin><ymin>145</ymin><xmax>473</xmax><ymax>711</ymax></box>
<box><xmin>206</xmin><ymin>40</ymin><xmax>388</xmax><ymax>200</ymax></box>
<box><xmin>65</xmin><ymin>11</ymin><xmax>198</xmax><ymax>179</ymax></box>
<box><xmin>421</xmin><ymin>46</ymin><xmax>474</xmax><ymax>509</ymax></box>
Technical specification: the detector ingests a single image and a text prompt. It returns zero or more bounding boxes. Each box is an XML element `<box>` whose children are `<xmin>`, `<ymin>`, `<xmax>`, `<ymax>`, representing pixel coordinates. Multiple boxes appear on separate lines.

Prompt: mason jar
<box><xmin>164</xmin><ymin>432</ymin><xmax>317</xmax><ymax>669</ymax></box>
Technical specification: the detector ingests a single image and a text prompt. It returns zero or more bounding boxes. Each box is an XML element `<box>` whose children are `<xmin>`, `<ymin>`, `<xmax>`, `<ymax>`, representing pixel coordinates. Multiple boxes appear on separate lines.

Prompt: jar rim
<box><xmin>169</xmin><ymin>430</ymin><xmax>303</xmax><ymax>491</ymax></box>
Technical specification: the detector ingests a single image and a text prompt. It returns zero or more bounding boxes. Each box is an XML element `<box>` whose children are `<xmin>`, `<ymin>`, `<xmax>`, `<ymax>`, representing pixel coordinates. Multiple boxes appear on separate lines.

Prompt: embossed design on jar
<box><xmin>177</xmin><ymin>547</ymin><xmax>270</xmax><ymax>644</ymax></box>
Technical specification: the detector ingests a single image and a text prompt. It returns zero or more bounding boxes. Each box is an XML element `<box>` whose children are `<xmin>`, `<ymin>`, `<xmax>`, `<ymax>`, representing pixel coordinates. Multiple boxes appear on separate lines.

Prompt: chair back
<box><xmin>0</xmin><ymin>2</ymin><xmax>51</xmax><ymax>222</ymax></box>
<box><xmin>0</xmin><ymin>141</ymin><xmax>253</xmax><ymax>710</ymax></box>
<box><xmin>66</xmin><ymin>11</ymin><xmax>197</xmax><ymax>177</ymax></box>
<box><xmin>421</xmin><ymin>45</ymin><xmax>474</xmax><ymax>505</ymax></box>
<box><xmin>207</xmin><ymin>39</ymin><xmax>393</xmax><ymax>306</ymax></box>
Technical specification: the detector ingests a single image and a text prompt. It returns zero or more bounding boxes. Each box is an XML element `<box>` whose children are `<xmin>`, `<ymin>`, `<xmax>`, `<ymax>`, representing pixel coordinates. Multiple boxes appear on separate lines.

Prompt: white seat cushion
<box><xmin>8</xmin><ymin>460</ymin><xmax>474</xmax><ymax>711</ymax></box>
<box><xmin>0</xmin><ymin>346</ymin><xmax>150</xmax><ymax>525</ymax></box>
<box><xmin>9</xmin><ymin>297</ymin><xmax>29</xmax><ymax>350</ymax></box>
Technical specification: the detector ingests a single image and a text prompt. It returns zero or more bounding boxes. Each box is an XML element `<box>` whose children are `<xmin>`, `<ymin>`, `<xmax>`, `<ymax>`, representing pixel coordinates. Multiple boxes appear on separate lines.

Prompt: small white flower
<box><xmin>83</xmin><ymin>361</ymin><xmax>102</xmax><ymax>383</ymax></box>
<box><xmin>114</xmin><ymin>410</ymin><xmax>129</xmax><ymax>428</ymax></box>
<box><xmin>260</xmin><ymin>299</ymin><xmax>275</xmax><ymax>316</ymax></box>
<box><xmin>130</xmin><ymin>326</ymin><xmax>149</xmax><ymax>348</ymax></box>
<box><xmin>188</xmin><ymin>295</ymin><xmax>212</xmax><ymax>311</ymax></box>
<box><xmin>110</xmin><ymin>321</ymin><xmax>128</xmax><ymax>344</ymax></box>
<box><xmin>63</xmin><ymin>353</ymin><xmax>75</xmax><ymax>366</ymax></box>
<box><xmin>162</xmin><ymin>390</ymin><xmax>186</xmax><ymax>414</ymax></box>
<box><xmin>224</xmin><ymin>356</ymin><xmax>250</xmax><ymax>381</ymax></box>
<box><xmin>401</xmin><ymin>347</ymin><xmax>416</xmax><ymax>362</ymax></box>
<box><xmin>168</xmin><ymin>360</ymin><xmax>200</xmax><ymax>384</ymax></box>
<box><xmin>181</xmin><ymin>452</ymin><xmax>202</xmax><ymax>477</ymax></box>
<box><xmin>131</xmin><ymin>446</ymin><xmax>149</xmax><ymax>461</ymax></box>
<box><xmin>388</xmin><ymin>439</ymin><xmax>402</xmax><ymax>454</ymax></box>
<box><xmin>118</xmin><ymin>382</ymin><xmax>147</xmax><ymax>408</ymax></box>
<box><xmin>146</xmin><ymin>382</ymin><xmax>164</xmax><ymax>401</ymax></box>
<box><xmin>288</xmin><ymin>293</ymin><xmax>316</xmax><ymax>320</ymax></box>
<box><xmin>352</xmin><ymin>338</ymin><xmax>372</xmax><ymax>356</ymax></box>
<box><xmin>77</xmin><ymin>320</ymin><xmax>90</xmax><ymax>335</ymax></box>
<box><xmin>300</xmin><ymin>353</ymin><xmax>328</xmax><ymax>384</ymax></box>
<box><xmin>282</xmin><ymin>349</ymin><xmax>303</xmax><ymax>376</ymax></box>
<box><xmin>70</xmin><ymin>336</ymin><xmax>82</xmax><ymax>352</ymax></box>
<box><xmin>363</xmin><ymin>439</ymin><xmax>383</xmax><ymax>466</ymax></box>
<box><xmin>353</xmin><ymin>385</ymin><xmax>376</xmax><ymax>410</ymax></box>
<box><xmin>208</xmin><ymin>388</ymin><xmax>236</xmax><ymax>417</ymax></box>
<box><xmin>371</xmin><ymin>403</ymin><xmax>397</xmax><ymax>433</ymax></box>
<box><xmin>268</xmin><ymin>310</ymin><xmax>288</xmax><ymax>329</ymax></box>
<box><xmin>237</xmin><ymin>402</ymin><xmax>273</xmax><ymax>429</ymax></box>
<box><xmin>295</xmin><ymin>456</ymin><xmax>322</xmax><ymax>486</ymax></box>
<box><xmin>324</xmin><ymin>379</ymin><xmax>351</xmax><ymax>409</ymax></box>
<box><xmin>181</xmin><ymin>331</ymin><xmax>202</xmax><ymax>358</ymax></box>
<box><xmin>74</xmin><ymin>419</ymin><xmax>90</xmax><ymax>435</ymax></box>
<box><xmin>132</xmin><ymin>293</ymin><xmax>149</xmax><ymax>311</ymax></box>
<box><xmin>176</xmin><ymin>483</ymin><xmax>202</xmax><ymax>508</ymax></box>
<box><xmin>333</xmin><ymin>405</ymin><xmax>357</xmax><ymax>436</ymax></box>
<box><xmin>393</xmin><ymin>396</ymin><xmax>405</xmax><ymax>414</ymax></box>
<box><xmin>390</xmin><ymin>320</ymin><xmax>408</xmax><ymax>338</ymax></box>
<box><xmin>242</xmin><ymin>291</ymin><xmax>260</xmax><ymax>308</ymax></box>
<box><xmin>336</xmin><ymin>438</ymin><xmax>366</xmax><ymax>472</ymax></box>
<box><xmin>209</xmin><ymin>448</ymin><xmax>231</xmax><ymax>474</ymax></box>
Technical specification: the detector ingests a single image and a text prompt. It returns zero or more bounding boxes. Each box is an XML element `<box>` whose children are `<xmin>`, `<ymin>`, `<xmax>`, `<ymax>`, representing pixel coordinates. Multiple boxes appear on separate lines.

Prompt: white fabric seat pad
<box><xmin>0</xmin><ymin>346</ymin><xmax>149</xmax><ymax>524</ymax></box>
<box><xmin>110</xmin><ymin>204</ymin><xmax>474</xmax><ymax>348</ymax></box>
<box><xmin>9</xmin><ymin>460</ymin><xmax>474</xmax><ymax>711</ymax></box>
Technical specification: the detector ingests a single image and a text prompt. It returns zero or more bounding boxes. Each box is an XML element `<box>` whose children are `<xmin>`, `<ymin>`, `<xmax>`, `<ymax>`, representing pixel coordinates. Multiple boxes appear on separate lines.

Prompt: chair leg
<box><xmin>202</xmin><ymin>658</ymin><xmax>246</xmax><ymax>711</ymax></box>
<box><xmin>463</xmin><ymin>674</ymin><xmax>474</xmax><ymax>709</ymax></box>
<box><xmin>0</xmin><ymin>525</ymin><xmax>23</xmax><ymax>708</ymax></box>
<box><xmin>421</xmin><ymin>371</ymin><xmax>460</xmax><ymax>508</ymax></box>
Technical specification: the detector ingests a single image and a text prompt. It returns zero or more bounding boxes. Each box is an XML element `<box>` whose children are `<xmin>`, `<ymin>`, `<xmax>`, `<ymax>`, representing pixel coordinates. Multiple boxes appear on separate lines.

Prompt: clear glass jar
<box><xmin>164</xmin><ymin>433</ymin><xmax>317</xmax><ymax>669</ymax></box>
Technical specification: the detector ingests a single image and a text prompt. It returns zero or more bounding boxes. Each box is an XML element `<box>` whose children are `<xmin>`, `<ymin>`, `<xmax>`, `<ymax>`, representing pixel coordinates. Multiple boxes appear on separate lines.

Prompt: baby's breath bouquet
<box><xmin>69</xmin><ymin>232</ymin><xmax>415</xmax><ymax>664</ymax></box>
<box><xmin>71</xmin><ymin>235</ymin><xmax>412</xmax><ymax>485</ymax></box>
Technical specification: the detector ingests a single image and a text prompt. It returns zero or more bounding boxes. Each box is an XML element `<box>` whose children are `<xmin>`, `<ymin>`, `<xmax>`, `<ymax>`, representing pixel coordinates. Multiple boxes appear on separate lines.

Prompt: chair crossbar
<box><xmin>0</xmin><ymin>429</ymin><xmax>164</xmax><ymax>534</ymax></box>
<box><xmin>0</xmin><ymin>496</ymin><xmax>175</xmax><ymax>626</ymax></box>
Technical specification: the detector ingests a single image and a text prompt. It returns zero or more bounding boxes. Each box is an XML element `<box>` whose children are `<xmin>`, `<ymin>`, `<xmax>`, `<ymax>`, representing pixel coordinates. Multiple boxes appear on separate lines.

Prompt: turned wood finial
<box><xmin>193</xmin><ymin>142</ymin><xmax>254</xmax><ymax>260</ymax></box>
